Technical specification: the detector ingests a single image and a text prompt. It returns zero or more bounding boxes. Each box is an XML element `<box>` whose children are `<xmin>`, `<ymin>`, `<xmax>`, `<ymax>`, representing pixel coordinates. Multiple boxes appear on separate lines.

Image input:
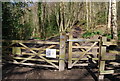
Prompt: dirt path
<box><xmin>2</xmin><ymin>64</ymin><xmax>120</xmax><ymax>81</ymax></box>
<box><xmin>2</xmin><ymin>64</ymin><xmax>97</xmax><ymax>80</ymax></box>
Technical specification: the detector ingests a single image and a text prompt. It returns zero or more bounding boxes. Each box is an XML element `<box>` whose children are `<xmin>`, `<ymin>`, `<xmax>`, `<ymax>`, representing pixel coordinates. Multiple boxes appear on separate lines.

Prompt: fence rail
<box><xmin>2</xmin><ymin>40</ymin><xmax>60</xmax><ymax>45</ymax></box>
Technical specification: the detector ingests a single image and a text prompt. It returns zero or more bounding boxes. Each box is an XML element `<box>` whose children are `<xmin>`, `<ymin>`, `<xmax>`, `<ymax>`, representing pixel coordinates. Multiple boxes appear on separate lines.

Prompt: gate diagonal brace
<box><xmin>18</xmin><ymin>43</ymin><xmax>59</xmax><ymax>69</ymax></box>
<box><xmin>71</xmin><ymin>42</ymin><xmax>98</xmax><ymax>68</ymax></box>
<box><xmin>2</xmin><ymin>43</ymin><xmax>15</xmax><ymax>51</ymax></box>
<box><xmin>19</xmin><ymin>45</ymin><xmax>55</xmax><ymax>63</ymax></box>
<box><xmin>75</xmin><ymin>43</ymin><xmax>97</xmax><ymax>64</ymax></box>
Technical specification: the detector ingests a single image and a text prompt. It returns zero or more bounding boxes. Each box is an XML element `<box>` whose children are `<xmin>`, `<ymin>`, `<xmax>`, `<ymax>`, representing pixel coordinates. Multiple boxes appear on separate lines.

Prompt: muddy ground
<box><xmin>2</xmin><ymin>63</ymin><xmax>120</xmax><ymax>81</ymax></box>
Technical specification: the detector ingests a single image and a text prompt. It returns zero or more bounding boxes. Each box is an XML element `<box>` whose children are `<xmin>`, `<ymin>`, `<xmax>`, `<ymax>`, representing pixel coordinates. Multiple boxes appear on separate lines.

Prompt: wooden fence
<box><xmin>2</xmin><ymin>31</ymin><xmax>120</xmax><ymax>80</ymax></box>
<box><xmin>98</xmin><ymin>37</ymin><xmax>120</xmax><ymax>80</ymax></box>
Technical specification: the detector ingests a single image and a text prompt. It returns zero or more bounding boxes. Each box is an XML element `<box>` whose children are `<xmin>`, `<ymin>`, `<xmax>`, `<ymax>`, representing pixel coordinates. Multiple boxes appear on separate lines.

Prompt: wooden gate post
<box><xmin>68</xmin><ymin>31</ymin><xmax>73</xmax><ymax>68</ymax></box>
<box><xmin>98</xmin><ymin>37</ymin><xmax>107</xmax><ymax>81</ymax></box>
<box><xmin>59</xmin><ymin>32</ymin><xmax>66</xmax><ymax>71</ymax></box>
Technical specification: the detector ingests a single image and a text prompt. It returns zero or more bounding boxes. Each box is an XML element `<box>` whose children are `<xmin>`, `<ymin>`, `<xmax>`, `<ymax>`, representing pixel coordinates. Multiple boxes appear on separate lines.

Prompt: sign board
<box><xmin>46</xmin><ymin>49</ymin><xmax>56</xmax><ymax>58</ymax></box>
<box><xmin>12</xmin><ymin>47</ymin><xmax>21</xmax><ymax>55</ymax></box>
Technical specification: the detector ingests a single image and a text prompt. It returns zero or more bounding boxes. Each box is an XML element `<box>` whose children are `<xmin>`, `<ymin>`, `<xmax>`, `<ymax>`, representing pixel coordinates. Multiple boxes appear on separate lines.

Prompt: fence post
<box><xmin>98</xmin><ymin>37</ymin><xmax>107</xmax><ymax>81</ymax></box>
<box><xmin>68</xmin><ymin>30</ymin><xmax>73</xmax><ymax>68</ymax></box>
<box><xmin>59</xmin><ymin>32</ymin><xmax>66</xmax><ymax>71</ymax></box>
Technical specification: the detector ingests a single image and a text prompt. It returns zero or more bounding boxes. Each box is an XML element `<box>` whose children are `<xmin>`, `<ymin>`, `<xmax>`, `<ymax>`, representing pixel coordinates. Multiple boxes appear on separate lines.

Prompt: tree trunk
<box><xmin>111</xmin><ymin>0</ymin><xmax>118</xmax><ymax>40</ymax></box>
<box><xmin>89</xmin><ymin>1</ymin><xmax>92</xmax><ymax>30</ymax></box>
<box><xmin>108</xmin><ymin>0</ymin><xmax>112</xmax><ymax>33</ymax></box>
<box><xmin>86</xmin><ymin>0</ymin><xmax>89</xmax><ymax>31</ymax></box>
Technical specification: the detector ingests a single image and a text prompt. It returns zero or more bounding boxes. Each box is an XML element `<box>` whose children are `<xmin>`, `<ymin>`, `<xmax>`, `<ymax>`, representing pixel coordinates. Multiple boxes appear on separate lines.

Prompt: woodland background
<box><xmin>2</xmin><ymin>2</ymin><xmax>120</xmax><ymax>40</ymax></box>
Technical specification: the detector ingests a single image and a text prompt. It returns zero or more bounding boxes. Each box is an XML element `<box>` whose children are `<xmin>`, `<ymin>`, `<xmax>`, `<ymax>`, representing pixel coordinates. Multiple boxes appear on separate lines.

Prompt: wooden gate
<box><xmin>67</xmin><ymin>30</ymin><xmax>120</xmax><ymax>80</ymax></box>
<box><xmin>67</xmin><ymin>31</ymin><xmax>100</xmax><ymax>68</ymax></box>
<box><xmin>2</xmin><ymin>33</ymin><xmax>66</xmax><ymax>71</ymax></box>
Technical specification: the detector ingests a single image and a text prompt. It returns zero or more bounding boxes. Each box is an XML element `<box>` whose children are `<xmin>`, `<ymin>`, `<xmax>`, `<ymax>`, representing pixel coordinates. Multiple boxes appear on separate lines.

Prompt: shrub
<box><xmin>82</xmin><ymin>30</ymin><xmax>102</xmax><ymax>38</ymax></box>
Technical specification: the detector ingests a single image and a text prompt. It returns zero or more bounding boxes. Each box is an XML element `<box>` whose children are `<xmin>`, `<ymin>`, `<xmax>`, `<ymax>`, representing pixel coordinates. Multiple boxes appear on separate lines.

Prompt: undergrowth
<box><xmin>82</xmin><ymin>30</ymin><xmax>102</xmax><ymax>38</ymax></box>
<box><xmin>82</xmin><ymin>30</ymin><xmax>120</xmax><ymax>40</ymax></box>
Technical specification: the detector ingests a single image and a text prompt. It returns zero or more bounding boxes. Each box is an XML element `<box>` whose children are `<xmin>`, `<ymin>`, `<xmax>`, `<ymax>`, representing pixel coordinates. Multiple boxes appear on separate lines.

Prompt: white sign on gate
<box><xmin>46</xmin><ymin>49</ymin><xmax>56</xmax><ymax>58</ymax></box>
